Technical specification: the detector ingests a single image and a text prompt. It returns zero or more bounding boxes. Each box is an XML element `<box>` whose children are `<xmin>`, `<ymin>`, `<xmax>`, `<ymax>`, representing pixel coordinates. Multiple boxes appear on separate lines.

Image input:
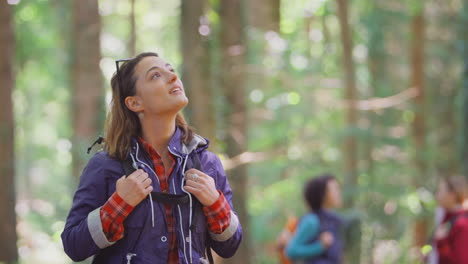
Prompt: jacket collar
<box><xmin>131</xmin><ymin>126</ymin><xmax>210</xmax><ymax>158</ymax></box>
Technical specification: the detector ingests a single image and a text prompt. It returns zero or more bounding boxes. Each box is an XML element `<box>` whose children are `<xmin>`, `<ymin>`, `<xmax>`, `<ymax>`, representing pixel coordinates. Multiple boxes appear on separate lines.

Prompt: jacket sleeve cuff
<box><xmin>87</xmin><ymin>207</ymin><xmax>116</xmax><ymax>249</ymax></box>
<box><xmin>208</xmin><ymin>211</ymin><xmax>239</xmax><ymax>242</ymax></box>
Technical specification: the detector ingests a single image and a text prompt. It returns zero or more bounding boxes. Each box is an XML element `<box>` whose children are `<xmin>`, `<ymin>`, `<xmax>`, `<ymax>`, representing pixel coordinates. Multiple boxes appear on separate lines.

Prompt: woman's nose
<box><xmin>168</xmin><ymin>72</ymin><xmax>178</xmax><ymax>83</ymax></box>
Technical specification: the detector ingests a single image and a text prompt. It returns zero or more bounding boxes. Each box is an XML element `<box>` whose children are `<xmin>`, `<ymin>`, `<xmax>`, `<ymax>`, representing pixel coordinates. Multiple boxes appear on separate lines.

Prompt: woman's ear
<box><xmin>124</xmin><ymin>96</ymin><xmax>144</xmax><ymax>112</ymax></box>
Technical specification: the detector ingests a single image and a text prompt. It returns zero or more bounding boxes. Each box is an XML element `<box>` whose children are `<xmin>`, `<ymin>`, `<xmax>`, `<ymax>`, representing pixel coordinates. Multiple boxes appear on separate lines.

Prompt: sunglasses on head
<box><xmin>115</xmin><ymin>58</ymin><xmax>131</xmax><ymax>90</ymax></box>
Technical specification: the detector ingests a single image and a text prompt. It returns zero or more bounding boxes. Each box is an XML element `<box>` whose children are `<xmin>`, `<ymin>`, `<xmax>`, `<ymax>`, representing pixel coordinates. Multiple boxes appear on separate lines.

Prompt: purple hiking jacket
<box><xmin>61</xmin><ymin>127</ymin><xmax>242</xmax><ymax>263</ymax></box>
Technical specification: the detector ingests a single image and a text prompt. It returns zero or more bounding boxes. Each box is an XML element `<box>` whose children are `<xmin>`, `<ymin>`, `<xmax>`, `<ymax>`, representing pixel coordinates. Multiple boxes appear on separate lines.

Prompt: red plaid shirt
<box><xmin>100</xmin><ymin>192</ymin><xmax>134</xmax><ymax>242</ymax></box>
<box><xmin>100</xmin><ymin>138</ymin><xmax>231</xmax><ymax>263</ymax></box>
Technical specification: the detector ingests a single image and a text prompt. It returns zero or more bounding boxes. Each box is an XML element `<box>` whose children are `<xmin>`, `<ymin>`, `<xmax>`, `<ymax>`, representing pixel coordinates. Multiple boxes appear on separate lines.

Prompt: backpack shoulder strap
<box><xmin>185</xmin><ymin>151</ymin><xmax>203</xmax><ymax>172</ymax></box>
<box><xmin>122</xmin><ymin>158</ymin><xmax>136</xmax><ymax>177</ymax></box>
<box><xmin>121</xmin><ymin>156</ymin><xmax>190</xmax><ymax>205</ymax></box>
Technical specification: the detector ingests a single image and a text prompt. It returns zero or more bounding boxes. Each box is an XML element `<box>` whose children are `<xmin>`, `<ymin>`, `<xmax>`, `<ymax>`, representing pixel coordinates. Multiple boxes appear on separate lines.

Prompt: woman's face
<box><xmin>324</xmin><ymin>179</ymin><xmax>342</xmax><ymax>209</ymax></box>
<box><xmin>436</xmin><ymin>181</ymin><xmax>457</xmax><ymax>210</ymax></box>
<box><xmin>128</xmin><ymin>56</ymin><xmax>188</xmax><ymax>116</ymax></box>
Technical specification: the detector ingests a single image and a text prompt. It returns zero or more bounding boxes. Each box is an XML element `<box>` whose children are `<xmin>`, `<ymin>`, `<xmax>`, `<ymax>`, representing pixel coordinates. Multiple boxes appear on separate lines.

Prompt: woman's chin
<box><xmin>172</xmin><ymin>96</ymin><xmax>188</xmax><ymax>111</ymax></box>
<box><xmin>177</xmin><ymin>96</ymin><xmax>189</xmax><ymax>107</ymax></box>
<box><xmin>152</xmin><ymin>96</ymin><xmax>188</xmax><ymax>115</ymax></box>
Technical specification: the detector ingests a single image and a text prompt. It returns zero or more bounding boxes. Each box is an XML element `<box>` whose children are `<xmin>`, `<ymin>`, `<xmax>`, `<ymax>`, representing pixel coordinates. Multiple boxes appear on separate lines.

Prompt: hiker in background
<box><xmin>433</xmin><ymin>176</ymin><xmax>468</xmax><ymax>264</ymax></box>
<box><xmin>61</xmin><ymin>52</ymin><xmax>242</xmax><ymax>264</ymax></box>
<box><xmin>286</xmin><ymin>174</ymin><xmax>343</xmax><ymax>264</ymax></box>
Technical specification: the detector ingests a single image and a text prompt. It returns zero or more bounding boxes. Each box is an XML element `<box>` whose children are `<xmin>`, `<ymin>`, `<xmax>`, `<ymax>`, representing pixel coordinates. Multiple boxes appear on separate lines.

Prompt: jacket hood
<box><xmin>131</xmin><ymin>126</ymin><xmax>209</xmax><ymax>157</ymax></box>
<box><xmin>167</xmin><ymin>126</ymin><xmax>209</xmax><ymax>156</ymax></box>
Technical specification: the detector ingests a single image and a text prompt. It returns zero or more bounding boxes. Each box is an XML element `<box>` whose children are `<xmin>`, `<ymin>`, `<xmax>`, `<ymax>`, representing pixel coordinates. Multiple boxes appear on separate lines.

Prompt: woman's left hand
<box><xmin>184</xmin><ymin>168</ymin><xmax>220</xmax><ymax>207</ymax></box>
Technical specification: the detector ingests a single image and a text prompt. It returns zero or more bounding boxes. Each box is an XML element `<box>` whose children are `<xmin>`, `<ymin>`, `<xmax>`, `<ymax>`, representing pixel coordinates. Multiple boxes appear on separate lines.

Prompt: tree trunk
<box><xmin>247</xmin><ymin>0</ymin><xmax>280</xmax><ymax>32</ymax></box>
<box><xmin>427</xmin><ymin>1</ymin><xmax>459</xmax><ymax>177</ymax></box>
<box><xmin>336</xmin><ymin>0</ymin><xmax>358</xmax><ymax>206</ymax></box>
<box><xmin>244</xmin><ymin>0</ymin><xmax>280</xmax><ymax>258</ymax></box>
<box><xmin>411</xmin><ymin>12</ymin><xmax>426</xmax><ymax>185</ymax></box>
<box><xmin>462</xmin><ymin>0</ymin><xmax>468</xmax><ymax>176</ymax></box>
<box><xmin>129</xmin><ymin>0</ymin><xmax>136</xmax><ymax>56</ymax></box>
<box><xmin>410</xmin><ymin>10</ymin><xmax>428</xmax><ymax>251</ymax></box>
<box><xmin>321</xmin><ymin>8</ymin><xmax>331</xmax><ymax>54</ymax></box>
<box><xmin>245</xmin><ymin>0</ymin><xmax>280</xmax><ymax>145</ymax></box>
<box><xmin>219</xmin><ymin>0</ymin><xmax>250</xmax><ymax>263</ymax></box>
<box><xmin>336</xmin><ymin>0</ymin><xmax>361</xmax><ymax>262</ymax></box>
<box><xmin>180</xmin><ymin>0</ymin><xmax>215</xmax><ymax>145</ymax></box>
<box><xmin>363</xmin><ymin>4</ymin><xmax>387</xmax><ymax>261</ymax></box>
<box><xmin>244</xmin><ymin>0</ymin><xmax>280</xmax><ymax>259</ymax></box>
<box><xmin>0</xmin><ymin>1</ymin><xmax>19</xmax><ymax>263</ymax></box>
<box><xmin>72</xmin><ymin>0</ymin><xmax>103</xmax><ymax>179</ymax></box>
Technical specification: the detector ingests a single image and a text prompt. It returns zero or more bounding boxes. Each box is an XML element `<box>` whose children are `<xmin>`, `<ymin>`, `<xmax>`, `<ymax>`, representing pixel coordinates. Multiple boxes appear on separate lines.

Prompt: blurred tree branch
<box><xmin>222</xmin><ymin>148</ymin><xmax>287</xmax><ymax>171</ymax></box>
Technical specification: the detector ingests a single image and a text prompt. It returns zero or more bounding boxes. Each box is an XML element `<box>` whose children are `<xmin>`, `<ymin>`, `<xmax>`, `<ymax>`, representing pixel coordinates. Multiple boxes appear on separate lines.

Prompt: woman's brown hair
<box><xmin>444</xmin><ymin>175</ymin><xmax>468</xmax><ymax>204</ymax></box>
<box><xmin>104</xmin><ymin>52</ymin><xmax>194</xmax><ymax>160</ymax></box>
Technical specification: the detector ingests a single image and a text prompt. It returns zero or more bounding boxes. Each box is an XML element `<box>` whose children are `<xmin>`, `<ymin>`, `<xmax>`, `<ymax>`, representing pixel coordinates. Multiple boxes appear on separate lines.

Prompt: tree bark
<box><xmin>180</xmin><ymin>0</ymin><xmax>215</xmax><ymax>144</ymax></box>
<box><xmin>411</xmin><ymin>13</ymin><xmax>426</xmax><ymax>184</ymax></box>
<box><xmin>410</xmin><ymin>10</ymin><xmax>429</xmax><ymax>251</ymax></box>
<box><xmin>336</xmin><ymin>0</ymin><xmax>358</xmax><ymax>206</ymax></box>
<box><xmin>363</xmin><ymin>4</ymin><xmax>387</xmax><ymax>261</ymax></box>
<box><xmin>219</xmin><ymin>0</ymin><xmax>250</xmax><ymax>263</ymax></box>
<box><xmin>365</xmin><ymin>15</ymin><xmax>384</xmax><ymax>192</ymax></box>
<box><xmin>0</xmin><ymin>1</ymin><xmax>19</xmax><ymax>263</ymax></box>
<box><xmin>247</xmin><ymin>0</ymin><xmax>280</xmax><ymax>32</ymax></box>
<box><xmin>462</xmin><ymin>0</ymin><xmax>468</xmax><ymax>177</ymax></box>
<box><xmin>245</xmin><ymin>0</ymin><xmax>280</xmax><ymax>147</ymax></box>
<box><xmin>72</xmin><ymin>0</ymin><xmax>103</xmax><ymax>179</ymax></box>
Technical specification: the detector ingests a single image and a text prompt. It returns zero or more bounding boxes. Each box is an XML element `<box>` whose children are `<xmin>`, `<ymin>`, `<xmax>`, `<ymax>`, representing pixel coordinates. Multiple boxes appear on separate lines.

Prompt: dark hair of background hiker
<box><xmin>285</xmin><ymin>174</ymin><xmax>344</xmax><ymax>264</ymax></box>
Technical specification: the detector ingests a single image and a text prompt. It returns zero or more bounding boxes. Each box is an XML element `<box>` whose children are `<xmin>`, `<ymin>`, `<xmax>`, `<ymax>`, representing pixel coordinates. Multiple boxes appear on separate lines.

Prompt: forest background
<box><xmin>1</xmin><ymin>0</ymin><xmax>467</xmax><ymax>263</ymax></box>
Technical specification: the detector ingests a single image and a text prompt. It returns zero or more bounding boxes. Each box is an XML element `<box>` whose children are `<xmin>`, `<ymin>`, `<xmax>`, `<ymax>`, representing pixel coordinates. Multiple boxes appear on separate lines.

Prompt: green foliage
<box><xmin>11</xmin><ymin>0</ymin><xmax>465</xmax><ymax>263</ymax></box>
<box><xmin>12</xmin><ymin>0</ymin><xmax>74</xmax><ymax>263</ymax></box>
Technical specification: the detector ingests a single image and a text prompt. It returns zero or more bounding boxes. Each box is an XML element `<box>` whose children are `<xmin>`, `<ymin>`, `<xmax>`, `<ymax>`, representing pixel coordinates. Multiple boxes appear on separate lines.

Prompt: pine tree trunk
<box><xmin>363</xmin><ymin>4</ymin><xmax>387</xmax><ymax>262</ymax></box>
<box><xmin>219</xmin><ymin>0</ymin><xmax>250</xmax><ymax>262</ymax></box>
<box><xmin>336</xmin><ymin>0</ymin><xmax>358</xmax><ymax>206</ymax></box>
<box><xmin>365</xmin><ymin>23</ymin><xmax>383</xmax><ymax>192</ymax></box>
<box><xmin>336</xmin><ymin>0</ymin><xmax>361</xmax><ymax>262</ymax></box>
<box><xmin>410</xmin><ymin>10</ymin><xmax>429</xmax><ymax>252</ymax></box>
<box><xmin>247</xmin><ymin>0</ymin><xmax>280</xmax><ymax>32</ymax></box>
<box><xmin>244</xmin><ymin>0</ymin><xmax>279</xmax><ymax>258</ymax></box>
<box><xmin>245</xmin><ymin>0</ymin><xmax>280</xmax><ymax>148</ymax></box>
<box><xmin>462</xmin><ymin>0</ymin><xmax>468</xmax><ymax>176</ymax></box>
<box><xmin>0</xmin><ymin>1</ymin><xmax>19</xmax><ymax>263</ymax></box>
<box><xmin>72</xmin><ymin>0</ymin><xmax>103</xmax><ymax>179</ymax></box>
<box><xmin>181</xmin><ymin>0</ymin><xmax>216</xmax><ymax>146</ymax></box>
<box><xmin>411</xmin><ymin>13</ymin><xmax>426</xmax><ymax>185</ymax></box>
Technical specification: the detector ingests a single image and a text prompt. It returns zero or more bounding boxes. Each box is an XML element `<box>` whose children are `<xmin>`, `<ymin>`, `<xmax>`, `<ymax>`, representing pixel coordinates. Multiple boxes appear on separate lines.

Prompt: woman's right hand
<box><xmin>319</xmin><ymin>231</ymin><xmax>334</xmax><ymax>248</ymax></box>
<box><xmin>116</xmin><ymin>169</ymin><xmax>153</xmax><ymax>207</ymax></box>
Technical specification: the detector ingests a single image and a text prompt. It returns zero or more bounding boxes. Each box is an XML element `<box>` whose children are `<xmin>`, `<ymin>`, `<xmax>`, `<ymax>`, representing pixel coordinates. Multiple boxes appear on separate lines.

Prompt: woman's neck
<box><xmin>140</xmin><ymin>114</ymin><xmax>176</xmax><ymax>155</ymax></box>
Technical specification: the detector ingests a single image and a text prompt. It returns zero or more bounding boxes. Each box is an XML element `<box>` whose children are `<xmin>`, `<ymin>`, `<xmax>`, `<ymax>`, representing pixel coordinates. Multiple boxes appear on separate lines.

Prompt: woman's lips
<box><xmin>169</xmin><ymin>86</ymin><xmax>182</xmax><ymax>94</ymax></box>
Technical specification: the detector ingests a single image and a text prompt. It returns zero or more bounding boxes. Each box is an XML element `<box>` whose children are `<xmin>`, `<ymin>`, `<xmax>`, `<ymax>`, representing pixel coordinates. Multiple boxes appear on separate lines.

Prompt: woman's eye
<box><xmin>152</xmin><ymin>72</ymin><xmax>161</xmax><ymax>79</ymax></box>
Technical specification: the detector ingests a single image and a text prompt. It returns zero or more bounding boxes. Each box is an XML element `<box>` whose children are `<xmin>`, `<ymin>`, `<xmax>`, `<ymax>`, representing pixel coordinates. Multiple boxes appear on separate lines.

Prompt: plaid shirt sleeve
<box><xmin>202</xmin><ymin>191</ymin><xmax>232</xmax><ymax>234</ymax></box>
<box><xmin>99</xmin><ymin>192</ymin><xmax>134</xmax><ymax>242</ymax></box>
